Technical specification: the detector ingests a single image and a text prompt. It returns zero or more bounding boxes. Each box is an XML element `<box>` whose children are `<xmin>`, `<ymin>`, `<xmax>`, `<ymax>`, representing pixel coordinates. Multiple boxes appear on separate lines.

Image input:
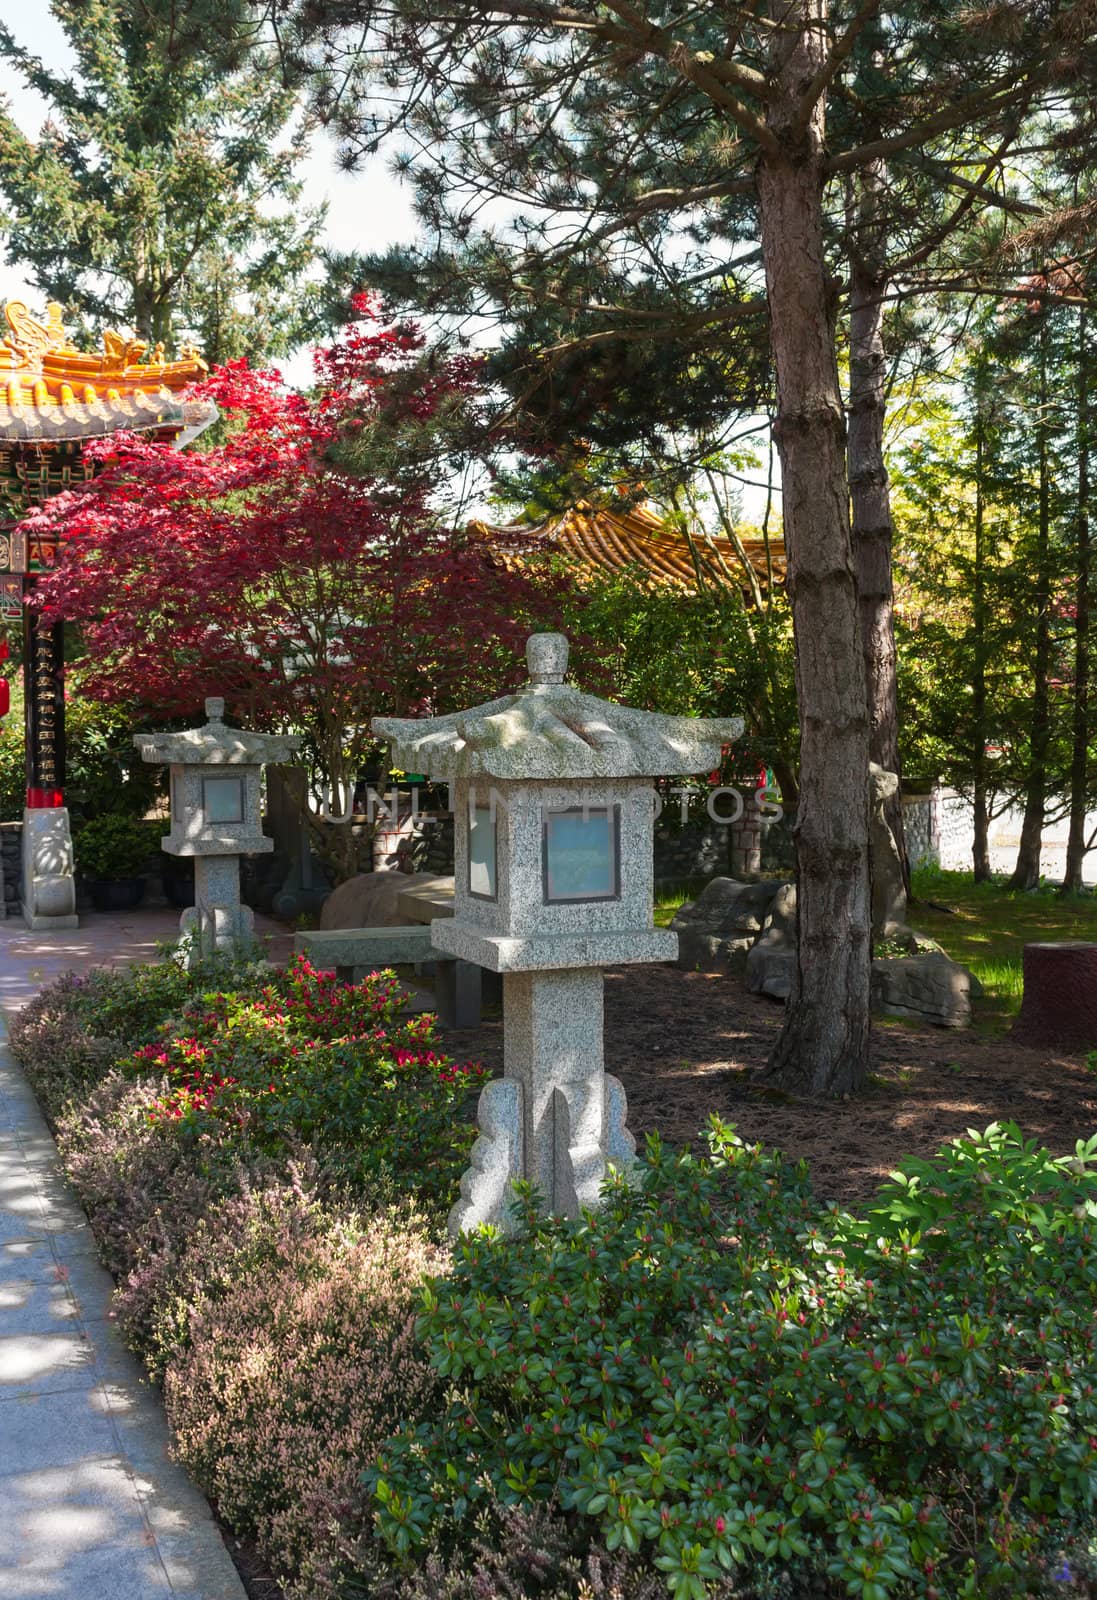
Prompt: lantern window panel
<box><xmin>202</xmin><ymin>775</ymin><xmax>245</xmax><ymax>825</ymax></box>
<box><xmin>542</xmin><ymin>805</ymin><xmax>620</xmax><ymax>903</ymax></box>
<box><xmin>468</xmin><ymin>804</ymin><xmax>498</xmax><ymax>900</ymax></box>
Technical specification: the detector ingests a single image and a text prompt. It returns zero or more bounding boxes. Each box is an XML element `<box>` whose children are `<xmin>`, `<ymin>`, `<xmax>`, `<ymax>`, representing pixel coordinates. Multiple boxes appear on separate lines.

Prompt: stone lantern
<box><xmin>135</xmin><ymin>698</ymin><xmax>300</xmax><ymax>965</ymax></box>
<box><xmin>373</xmin><ymin>633</ymin><xmax>741</xmax><ymax>1233</ymax></box>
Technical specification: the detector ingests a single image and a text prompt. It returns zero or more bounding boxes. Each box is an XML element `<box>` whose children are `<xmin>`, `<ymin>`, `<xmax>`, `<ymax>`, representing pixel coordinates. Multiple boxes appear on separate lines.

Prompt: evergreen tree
<box><xmin>0</xmin><ymin>0</ymin><xmax>326</xmax><ymax>361</ymax></box>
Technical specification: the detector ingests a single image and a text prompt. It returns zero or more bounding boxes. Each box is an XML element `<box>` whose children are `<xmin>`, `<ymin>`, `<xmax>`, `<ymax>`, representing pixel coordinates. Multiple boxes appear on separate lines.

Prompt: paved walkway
<box><xmin>0</xmin><ymin>907</ymin><xmax>293</xmax><ymax>1013</ymax></box>
<box><xmin>0</xmin><ymin>911</ymin><xmax>279</xmax><ymax>1598</ymax></box>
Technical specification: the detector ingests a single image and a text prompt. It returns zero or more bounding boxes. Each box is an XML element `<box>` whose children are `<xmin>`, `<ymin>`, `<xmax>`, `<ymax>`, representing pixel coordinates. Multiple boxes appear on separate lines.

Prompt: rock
<box><xmin>671</xmin><ymin>876</ymin><xmax>783</xmax><ymax>971</ymax></box>
<box><xmin>746</xmin><ymin>948</ymin><xmax>796</xmax><ymax>1001</ymax></box>
<box><xmin>745</xmin><ymin>881</ymin><xmax>797</xmax><ymax>1000</ymax></box>
<box><xmin>871</xmin><ymin>951</ymin><xmax>973</xmax><ymax>1028</ymax></box>
<box><xmin>319</xmin><ymin>869</ymin><xmax>441</xmax><ymax>930</ymax></box>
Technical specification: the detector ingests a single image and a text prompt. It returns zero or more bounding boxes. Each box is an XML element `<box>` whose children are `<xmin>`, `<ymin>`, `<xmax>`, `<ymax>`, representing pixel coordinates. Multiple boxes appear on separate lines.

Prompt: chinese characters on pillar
<box><xmin>24</xmin><ymin>606</ymin><xmax>64</xmax><ymax>806</ymax></box>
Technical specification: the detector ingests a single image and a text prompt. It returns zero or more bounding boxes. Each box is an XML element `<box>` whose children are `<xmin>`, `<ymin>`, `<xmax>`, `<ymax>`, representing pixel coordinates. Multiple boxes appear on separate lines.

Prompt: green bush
<box><xmin>121</xmin><ymin>955</ymin><xmax>488</xmax><ymax>1212</ymax></box>
<box><xmin>74</xmin><ymin>813</ymin><xmax>161</xmax><ymax>879</ymax></box>
<box><xmin>370</xmin><ymin>1120</ymin><xmax>1097</xmax><ymax>1600</ymax></box>
<box><xmin>0</xmin><ymin>696</ymin><xmax>163</xmax><ymax>822</ymax></box>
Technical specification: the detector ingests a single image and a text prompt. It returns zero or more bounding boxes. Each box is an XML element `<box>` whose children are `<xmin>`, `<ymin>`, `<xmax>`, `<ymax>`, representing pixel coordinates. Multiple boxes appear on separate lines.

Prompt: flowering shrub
<box><xmin>56</xmin><ymin>1068</ymin><xmax>268</xmax><ymax>1307</ymax></box>
<box><xmin>121</xmin><ymin>955</ymin><xmax>487</xmax><ymax>1209</ymax></box>
<box><xmin>9</xmin><ymin>954</ymin><xmax>269</xmax><ymax>1124</ymax></box>
<box><xmin>8</xmin><ymin>973</ymin><xmax>126</xmax><ymax>1124</ymax></box>
<box><xmin>370</xmin><ymin>1120</ymin><xmax>1097</xmax><ymax>1600</ymax></box>
<box><xmin>158</xmin><ymin>1183</ymin><xmax>446</xmax><ymax>1600</ymax></box>
<box><xmin>369</xmin><ymin>1500</ymin><xmax>754</xmax><ymax>1600</ymax></box>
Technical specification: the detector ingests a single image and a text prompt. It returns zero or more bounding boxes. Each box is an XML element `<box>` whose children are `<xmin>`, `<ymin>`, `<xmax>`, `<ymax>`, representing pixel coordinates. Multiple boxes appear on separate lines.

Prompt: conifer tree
<box><xmin>0</xmin><ymin>1</ymin><xmax>326</xmax><ymax>361</ymax></box>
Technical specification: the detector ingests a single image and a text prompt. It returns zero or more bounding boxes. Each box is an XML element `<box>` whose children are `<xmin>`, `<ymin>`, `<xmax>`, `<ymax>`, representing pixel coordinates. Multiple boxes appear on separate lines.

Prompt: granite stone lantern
<box><xmin>135</xmin><ymin>698</ymin><xmax>300</xmax><ymax>965</ymax></box>
<box><xmin>373</xmin><ymin>633</ymin><xmax>741</xmax><ymax>1234</ymax></box>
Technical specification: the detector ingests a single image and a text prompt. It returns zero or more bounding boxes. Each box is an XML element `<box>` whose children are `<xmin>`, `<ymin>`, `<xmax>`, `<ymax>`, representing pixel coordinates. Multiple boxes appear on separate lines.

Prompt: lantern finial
<box><xmin>526</xmin><ymin>632</ymin><xmax>569</xmax><ymax>685</ymax></box>
<box><xmin>204</xmin><ymin>696</ymin><xmax>224</xmax><ymax>723</ymax></box>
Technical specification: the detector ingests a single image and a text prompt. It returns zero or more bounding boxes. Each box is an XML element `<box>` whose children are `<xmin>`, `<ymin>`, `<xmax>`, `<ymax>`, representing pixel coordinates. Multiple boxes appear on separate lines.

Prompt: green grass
<box><xmin>911</xmin><ymin>866</ymin><xmax>1097</xmax><ymax>1027</ymax></box>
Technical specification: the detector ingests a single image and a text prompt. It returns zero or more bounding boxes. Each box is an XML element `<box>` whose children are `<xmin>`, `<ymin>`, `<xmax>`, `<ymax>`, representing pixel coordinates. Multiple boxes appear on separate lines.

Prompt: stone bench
<box><xmin>293</xmin><ymin>924</ymin><xmax>485</xmax><ymax>1028</ymax></box>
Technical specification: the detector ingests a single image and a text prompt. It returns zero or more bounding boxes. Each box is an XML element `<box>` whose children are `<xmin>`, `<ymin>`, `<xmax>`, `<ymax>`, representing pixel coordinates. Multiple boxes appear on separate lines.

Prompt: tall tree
<box><xmin>0</xmin><ymin>0</ymin><xmax>326</xmax><ymax>361</ymax></box>
<box><xmin>1064</xmin><ymin>303</ymin><xmax>1093</xmax><ymax>891</ymax></box>
<box><xmin>255</xmin><ymin>0</ymin><xmax>1097</xmax><ymax>1095</ymax></box>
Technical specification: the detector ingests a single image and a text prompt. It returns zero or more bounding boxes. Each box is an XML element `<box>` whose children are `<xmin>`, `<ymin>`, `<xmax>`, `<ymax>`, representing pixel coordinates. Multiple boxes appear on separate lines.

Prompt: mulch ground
<box><xmin>445</xmin><ymin>963</ymin><xmax>1097</xmax><ymax>1208</ymax></box>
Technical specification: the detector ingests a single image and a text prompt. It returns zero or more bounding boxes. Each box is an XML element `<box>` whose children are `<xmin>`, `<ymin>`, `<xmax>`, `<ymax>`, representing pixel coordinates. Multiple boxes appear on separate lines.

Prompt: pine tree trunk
<box><xmin>1010</xmin><ymin>314</ymin><xmax>1053</xmax><ymax>891</ymax></box>
<box><xmin>972</xmin><ymin>409</ymin><xmax>992</xmax><ymax>882</ymax></box>
<box><xmin>848</xmin><ymin>173</ymin><xmax>909</xmax><ymax>893</ymax></box>
<box><xmin>1063</xmin><ymin>307</ymin><xmax>1091</xmax><ymax>894</ymax></box>
<box><xmin>759</xmin><ymin>0</ymin><xmax>872</xmax><ymax>1097</ymax></box>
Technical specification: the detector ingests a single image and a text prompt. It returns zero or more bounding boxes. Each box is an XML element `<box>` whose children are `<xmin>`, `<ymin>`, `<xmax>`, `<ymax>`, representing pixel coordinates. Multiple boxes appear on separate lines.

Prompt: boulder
<box><xmin>671</xmin><ymin>877</ymin><xmax>784</xmax><ymax>971</ymax></box>
<box><xmin>745</xmin><ymin>948</ymin><xmax>796</xmax><ymax>1001</ymax></box>
<box><xmin>870</xmin><ymin>951</ymin><xmax>973</xmax><ymax>1028</ymax></box>
<box><xmin>745</xmin><ymin>881</ymin><xmax>797</xmax><ymax>1000</ymax></box>
<box><xmin>319</xmin><ymin>869</ymin><xmax>440</xmax><ymax>930</ymax></box>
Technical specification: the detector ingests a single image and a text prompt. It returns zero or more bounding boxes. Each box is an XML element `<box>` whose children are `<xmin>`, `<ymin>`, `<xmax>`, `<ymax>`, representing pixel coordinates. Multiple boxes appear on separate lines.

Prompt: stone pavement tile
<box><xmin>0</xmin><ymin>1175</ymin><xmax>46</xmax><ymax>1243</ymax></box>
<box><xmin>44</xmin><ymin>1241</ymin><xmax>118</xmax><ymax>1326</ymax></box>
<box><xmin>0</xmin><ymin>1389</ymin><xmax>119</xmax><ymax>1474</ymax></box>
<box><xmin>0</xmin><ymin>1268</ymin><xmax>79</xmax><ymax>1334</ymax></box>
<box><xmin>0</xmin><ymin>1237</ymin><xmax>56</xmax><ymax>1280</ymax></box>
<box><xmin>27</xmin><ymin>1170</ymin><xmax>92</xmax><ymax>1235</ymax></box>
<box><xmin>0</xmin><ymin>1329</ymin><xmax>98</xmax><ymax>1398</ymax></box>
<box><xmin>0</xmin><ymin>1454</ymin><xmax>172</xmax><ymax>1600</ymax></box>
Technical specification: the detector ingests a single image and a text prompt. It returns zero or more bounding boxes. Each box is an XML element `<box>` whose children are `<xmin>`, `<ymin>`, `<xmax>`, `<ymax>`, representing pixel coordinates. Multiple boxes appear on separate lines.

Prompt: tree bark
<box><xmin>1063</xmin><ymin>307</ymin><xmax>1091</xmax><ymax>894</ymax></box>
<box><xmin>971</xmin><ymin>398</ymin><xmax>992</xmax><ymax>881</ymax></box>
<box><xmin>1010</xmin><ymin>312</ymin><xmax>1053</xmax><ymax>891</ymax></box>
<box><xmin>759</xmin><ymin>0</ymin><xmax>872</xmax><ymax>1097</ymax></box>
<box><xmin>848</xmin><ymin>163</ymin><xmax>910</xmax><ymax>893</ymax></box>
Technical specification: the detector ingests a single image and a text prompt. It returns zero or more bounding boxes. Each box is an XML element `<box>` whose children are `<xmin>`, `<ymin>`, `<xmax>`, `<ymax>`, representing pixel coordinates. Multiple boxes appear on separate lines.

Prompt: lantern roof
<box><xmin>373</xmin><ymin>634</ymin><xmax>742</xmax><ymax>781</ymax></box>
<box><xmin>0</xmin><ymin>300</ymin><xmax>216</xmax><ymax>443</ymax></box>
<box><xmin>134</xmin><ymin>698</ymin><xmax>301</xmax><ymax>767</ymax></box>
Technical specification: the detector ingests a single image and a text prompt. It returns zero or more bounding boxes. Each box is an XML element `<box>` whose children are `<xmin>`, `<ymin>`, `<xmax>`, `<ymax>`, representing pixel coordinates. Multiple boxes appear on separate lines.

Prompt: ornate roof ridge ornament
<box><xmin>0</xmin><ymin>299</ymin><xmax>215</xmax><ymax>443</ymax></box>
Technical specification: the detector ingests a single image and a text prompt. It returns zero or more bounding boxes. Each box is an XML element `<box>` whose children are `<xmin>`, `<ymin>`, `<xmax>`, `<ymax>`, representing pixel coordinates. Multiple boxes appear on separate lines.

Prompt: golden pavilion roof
<box><xmin>467</xmin><ymin>498</ymin><xmax>785</xmax><ymax>593</ymax></box>
<box><xmin>0</xmin><ymin>300</ymin><xmax>214</xmax><ymax>443</ymax></box>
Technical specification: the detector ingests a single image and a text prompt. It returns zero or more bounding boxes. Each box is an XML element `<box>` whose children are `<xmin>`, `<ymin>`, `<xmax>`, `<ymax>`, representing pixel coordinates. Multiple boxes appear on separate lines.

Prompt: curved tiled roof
<box><xmin>467</xmin><ymin>498</ymin><xmax>784</xmax><ymax>592</ymax></box>
<box><xmin>0</xmin><ymin>300</ymin><xmax>215</xmax><ymax>442</ymax></box>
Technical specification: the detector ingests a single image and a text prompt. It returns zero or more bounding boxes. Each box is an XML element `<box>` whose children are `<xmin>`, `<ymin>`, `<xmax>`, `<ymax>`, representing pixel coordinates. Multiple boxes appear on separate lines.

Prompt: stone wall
<box><xmin>902</xmin><ymin>793</ymin><xmax>938</xmax><ymax>870</ymax></box>
<box><xmin>934</xmin><ymin>789</ymin><xmax>1097</xmax><ymax>884</ymax></box>
<box><xmin>0</xmin><ymin>821</ymin><xmax>19</xmax><ymax>917</ymax></box>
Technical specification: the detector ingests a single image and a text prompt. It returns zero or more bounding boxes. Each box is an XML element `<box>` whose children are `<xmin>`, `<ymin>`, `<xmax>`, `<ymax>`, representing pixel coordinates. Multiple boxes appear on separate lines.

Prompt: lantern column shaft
<box><xmin>504</xmin><ymin>967</ymin><xmax>604</xmax><ymax>1211</ymax></box>
<box><xmin>182</xmin><ymin>853</ymin><xmax>254</xmax><ymax>965</ymax></box>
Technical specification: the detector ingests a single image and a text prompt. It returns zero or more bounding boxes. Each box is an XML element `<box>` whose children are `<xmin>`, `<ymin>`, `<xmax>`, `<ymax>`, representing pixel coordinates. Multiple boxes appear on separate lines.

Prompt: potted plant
<box><xmin>74</xmin><ymin>814</ymin><xmax>159</xmax><ymax>912</ymax></box>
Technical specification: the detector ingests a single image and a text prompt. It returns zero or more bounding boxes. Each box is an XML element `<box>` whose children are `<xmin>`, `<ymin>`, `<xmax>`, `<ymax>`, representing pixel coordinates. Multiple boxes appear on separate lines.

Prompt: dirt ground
<box><xmin>448</xmin><ymin>964</ymin><xmax>1097</xmax><ymax>1208</ymax></box>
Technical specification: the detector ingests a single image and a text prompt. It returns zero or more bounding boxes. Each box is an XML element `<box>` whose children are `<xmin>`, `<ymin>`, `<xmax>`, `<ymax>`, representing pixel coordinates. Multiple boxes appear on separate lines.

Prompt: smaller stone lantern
<box><xmin>135</xmin><ymin>699</ymin><xmax>300</xmax><ymax>965</ymax></box>
<box><xmin>373</xmin><ymin>633</ymin><xmax>741</xmax><ymax>1233</ymax></box>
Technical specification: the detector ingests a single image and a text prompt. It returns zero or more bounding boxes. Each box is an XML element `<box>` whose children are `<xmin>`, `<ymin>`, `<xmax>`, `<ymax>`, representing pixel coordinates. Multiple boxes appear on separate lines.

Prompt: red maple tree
<box><xmin>26</xmin><ymin>301</ymin><xmax>572</xmax><ymax>875</ymax></box>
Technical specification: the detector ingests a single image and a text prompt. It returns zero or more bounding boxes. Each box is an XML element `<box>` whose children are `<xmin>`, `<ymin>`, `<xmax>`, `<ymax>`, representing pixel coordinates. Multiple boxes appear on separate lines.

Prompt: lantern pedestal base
<box><xmin>176</xmin><ymin>853</ymin><xmax>254</xmax><ymax>968</ymax></box>
<box><xmin>448</xmin><ymin>967</ymin><xmax>636</xmax><ymax>1236</ymax></box>
<box><xmin>20</xmin><ymin>807</ymin><xmax>78</xmax><ymax>930</ymax></box>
